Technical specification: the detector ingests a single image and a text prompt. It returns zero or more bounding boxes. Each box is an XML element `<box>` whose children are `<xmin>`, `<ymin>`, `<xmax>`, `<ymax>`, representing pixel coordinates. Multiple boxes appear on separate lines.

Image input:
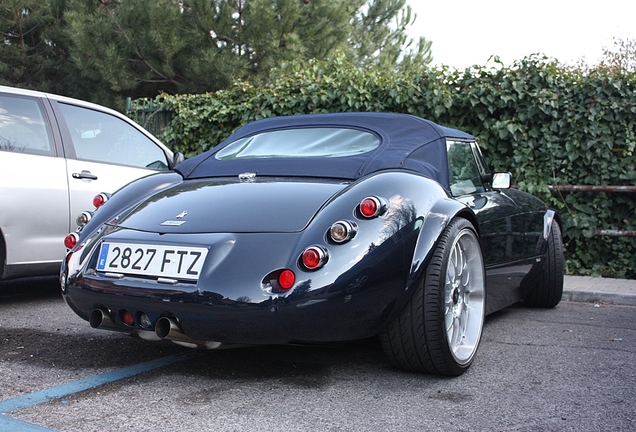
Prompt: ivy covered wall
<box><xmin>129</xmin><ymin>55</ymin><xmax>636</xmax><ymax>278</ymax></box>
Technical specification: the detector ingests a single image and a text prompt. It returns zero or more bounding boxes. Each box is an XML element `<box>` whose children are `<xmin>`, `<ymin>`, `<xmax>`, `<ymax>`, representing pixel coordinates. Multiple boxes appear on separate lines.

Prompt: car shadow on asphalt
<box><xmin>1</xmin><ymin>280</ymin><xmax>537</xmax><ymax>386</ymax></box>
<box><xmin>0</xmin><ymin>277</ymin><xmax>61</xmax><ymax>301</ymax></box>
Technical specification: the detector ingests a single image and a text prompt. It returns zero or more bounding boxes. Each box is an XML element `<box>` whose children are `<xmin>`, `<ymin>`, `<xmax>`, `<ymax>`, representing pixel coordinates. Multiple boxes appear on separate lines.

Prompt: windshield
<box><xmin>215</xmin><ymin>127</ymin><xmax>380</xmax><ymax>160</ymax></box>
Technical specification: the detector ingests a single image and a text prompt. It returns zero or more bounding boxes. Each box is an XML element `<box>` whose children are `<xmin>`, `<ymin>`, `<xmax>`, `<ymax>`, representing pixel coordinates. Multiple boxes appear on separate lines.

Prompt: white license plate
<box><xmin>96</xmin><ymin>242</ymin><xmax>208</xmax><ymax>281</ymax></box>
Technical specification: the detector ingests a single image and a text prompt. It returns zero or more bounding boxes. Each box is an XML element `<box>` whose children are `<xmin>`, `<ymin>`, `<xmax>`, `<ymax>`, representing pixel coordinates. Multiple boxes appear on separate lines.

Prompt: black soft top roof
<box><xmin>175</xmin><ymin>112</ymin><xmax>474</xmax><ymax>188</ymax></box>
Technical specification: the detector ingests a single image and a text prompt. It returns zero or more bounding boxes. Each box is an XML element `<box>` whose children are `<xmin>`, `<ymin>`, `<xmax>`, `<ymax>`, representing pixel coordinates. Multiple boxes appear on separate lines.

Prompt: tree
<box><xmin>0</xmin><ymin>0</ymin><xmax>124</xmax><ymax>103</ymax></box>
<box><xmin>348</xmin><ymin>0</ymin><xmax>432</xmax><ymax>71</ymax></box>
<box><xmin>0</xmin><ymin>0</ymin><xmax>72</xmax><ymax>93</ymax></box>
<box><xmin>0</xmin><ymin>0</ymin><xmax>433</xmax><ymax>105</ymax></box>
<box><xmin>599</xmin><ymin>37</ymin><xmax>636</xmax><ymax>73</ymax></box>
<box><xmin>64</xmin><ymin>0</ymin><xmax>432</xmax><ymax>103</ymax></box>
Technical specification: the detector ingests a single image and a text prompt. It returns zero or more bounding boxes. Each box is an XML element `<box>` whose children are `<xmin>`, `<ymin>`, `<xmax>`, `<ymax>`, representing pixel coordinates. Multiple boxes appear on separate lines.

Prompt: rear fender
<box><xmin>282</xmin><ymin>171</ymin><xmax>458</xmax><ymax>302</ymax></box>
<box><xmin>389</xmin><ymin>199</ymin><xmax>479</xmax><ymax>322</ymax></box>
<box><xmin>76</xmin><ymin>172</ymin><xmax>183</xmax><ymax>242</ymax></box>
<box><xmin>406</xmin><ymin>199</ymin><xmax>478</xmax><ymax>289</ymax></box>
<box><xmin>312</xmin><ymin>173</ymin><xmax>480</xmax><ymax>325</ymax></box>
<box><xmin>528</xmin><ymin>208</ymin><xmax>560</xmax><ymax>260</ymax></box>
<box><xmin>519</xmin><ymin>208</ymin><xmax>563</xmax><ymax>299</ymax></box>
<box><xmin>62</xmin><ymin>173</ymin><xmax>184</xmax><ymax>284</ymax></box>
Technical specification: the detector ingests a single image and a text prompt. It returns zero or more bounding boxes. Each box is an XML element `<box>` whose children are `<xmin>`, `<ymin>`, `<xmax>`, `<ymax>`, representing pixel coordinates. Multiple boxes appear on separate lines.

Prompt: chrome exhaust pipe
<box><xmin>89</xmin><ymin>308</ymin><xmax>138</xmax><ymax>334</ymax></box>
<box><xmin>155</xmin><ymin>316</ymin><xmax>221</xmax><ymax>349</ymax></box>
<box><xmin>155</xmin><ymin>316</ymin><xmax>187</xmax><ymax>341</ymax></box>
<box><xmin>89</xmin><ymin>308</ymin><xmax>125</xmax><ymax>331</ymax></box>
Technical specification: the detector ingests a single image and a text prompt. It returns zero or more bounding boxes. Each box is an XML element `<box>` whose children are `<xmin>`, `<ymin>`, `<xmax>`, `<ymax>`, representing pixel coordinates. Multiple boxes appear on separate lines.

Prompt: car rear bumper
<box><xmin>62</xmin><ymin>267</ymin><xmax>406</xmax><ymax>345</ymax></box>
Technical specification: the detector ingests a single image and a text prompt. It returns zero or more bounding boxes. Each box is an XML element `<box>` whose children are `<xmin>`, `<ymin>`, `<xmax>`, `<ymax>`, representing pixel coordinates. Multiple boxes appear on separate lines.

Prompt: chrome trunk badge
<box><xmin>160</xmin><ymin>220</ymin><xmax>186</xmax><ymax>226</ymax></box>
<box><xmin>239</xmin><ymin>172</ymin><xmax>256</xmax><ymax>182</ymax></box>
<box><xmin>161</xmin><ymin>211</ymin><xmax>188</xmax><ymax>226</ymax></box>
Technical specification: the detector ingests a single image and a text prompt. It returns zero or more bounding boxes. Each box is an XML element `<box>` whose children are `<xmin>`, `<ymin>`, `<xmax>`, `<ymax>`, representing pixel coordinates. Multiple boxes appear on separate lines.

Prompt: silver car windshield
<box><xmin>215</xmin><ymin>128</ymin><xmax>380</xmax><ymax>160</ymax></box>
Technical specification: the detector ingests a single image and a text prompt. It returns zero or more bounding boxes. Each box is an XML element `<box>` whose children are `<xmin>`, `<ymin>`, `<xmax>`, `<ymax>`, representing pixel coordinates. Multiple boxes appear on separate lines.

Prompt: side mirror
<box><xmin>173</xmin><ymin>152</ymin><xmax>185</xmax><ymax>166</ymax></box>
<box><xmin>480</xmin><ymin>173</ymin><xmax>493</xmax><ymax>184</ymax></box>
<box><xmin>492</xmin><ymin>172</ymin><xmax>512</xmax><ymax>189</ymax></box>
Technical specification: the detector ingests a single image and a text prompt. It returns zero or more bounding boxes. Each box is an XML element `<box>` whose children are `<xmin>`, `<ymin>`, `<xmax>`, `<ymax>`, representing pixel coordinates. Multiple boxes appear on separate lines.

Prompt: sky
<box><xmin>405</xmin><ymin>0</ymin><xmax>636</xmax><ymax>69</ymax></box>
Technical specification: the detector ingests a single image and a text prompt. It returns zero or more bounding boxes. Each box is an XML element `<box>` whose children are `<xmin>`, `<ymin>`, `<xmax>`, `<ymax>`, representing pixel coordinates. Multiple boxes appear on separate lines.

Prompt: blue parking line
<box><xmin>0</xmin><ymin>415</ymin><xmax>56</xmax><ymax>432</ymax></box>
<box><xmin>0</xmin><ymin>353</ymin><xmax>191</xmax><ymax>431</ymax></box>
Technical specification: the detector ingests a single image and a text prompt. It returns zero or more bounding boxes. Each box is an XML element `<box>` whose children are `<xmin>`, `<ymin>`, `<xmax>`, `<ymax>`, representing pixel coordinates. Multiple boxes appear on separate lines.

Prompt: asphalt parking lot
<box><xmin>1</xmin><ymin>276</ymin><xmax>635</xmax><ymax>431</ymax></box>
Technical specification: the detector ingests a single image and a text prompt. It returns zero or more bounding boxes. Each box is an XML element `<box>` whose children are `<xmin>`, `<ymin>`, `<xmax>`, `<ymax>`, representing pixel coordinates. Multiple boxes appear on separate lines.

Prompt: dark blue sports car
<box><xmin>61</xmin><ymin>113</ymin><xmax>564</xmax><ymax>376</ymax></box>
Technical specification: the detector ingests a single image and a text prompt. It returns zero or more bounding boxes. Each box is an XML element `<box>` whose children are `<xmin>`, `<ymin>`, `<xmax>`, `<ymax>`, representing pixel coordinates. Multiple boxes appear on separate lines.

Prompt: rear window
<box><xmin>215</xmin><ymin>127</ymin><xmax>380</xmax><ymax>160</ymax></box>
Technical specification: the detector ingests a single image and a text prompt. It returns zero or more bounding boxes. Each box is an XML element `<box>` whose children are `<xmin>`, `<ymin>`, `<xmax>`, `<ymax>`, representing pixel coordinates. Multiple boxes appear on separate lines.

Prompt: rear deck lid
<box><xmin>115</xmin><ymin>177</ymin><xmax>348</xmax><ymax>234</ymax></box>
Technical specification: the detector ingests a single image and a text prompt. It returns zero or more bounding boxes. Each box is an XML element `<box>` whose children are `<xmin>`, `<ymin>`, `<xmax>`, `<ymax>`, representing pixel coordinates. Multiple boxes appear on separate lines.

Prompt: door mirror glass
<box><xmin>492</xmin><ymin>172</ymin><xmax>512</xmax><ymax>189</ymax></box>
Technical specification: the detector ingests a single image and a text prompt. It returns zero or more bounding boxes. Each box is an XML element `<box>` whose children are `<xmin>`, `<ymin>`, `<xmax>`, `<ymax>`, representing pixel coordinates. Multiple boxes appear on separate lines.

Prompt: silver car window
<box><xmin>58</xmin><ymin>103</ymin><xmax>169</xmax><ymax>170</ymax></box>
<box><xmin>0</xmin><ymin>95</ymin><xmax>54</xmax><ymax>156</ymax></box>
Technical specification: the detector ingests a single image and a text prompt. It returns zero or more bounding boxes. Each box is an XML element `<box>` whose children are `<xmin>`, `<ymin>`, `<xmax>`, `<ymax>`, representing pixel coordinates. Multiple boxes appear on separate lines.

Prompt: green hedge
<box><xmin>130</xmin><ymin>54</ymin><xmax>636</xmax><ymax>278</ymax></box>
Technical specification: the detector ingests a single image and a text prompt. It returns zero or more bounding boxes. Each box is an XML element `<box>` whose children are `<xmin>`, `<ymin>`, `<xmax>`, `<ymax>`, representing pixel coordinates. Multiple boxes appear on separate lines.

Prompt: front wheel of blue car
<box><xmin>380</xmin><ymin>218</ymin><xmax>486</xmax><ymax>376</ymax></box>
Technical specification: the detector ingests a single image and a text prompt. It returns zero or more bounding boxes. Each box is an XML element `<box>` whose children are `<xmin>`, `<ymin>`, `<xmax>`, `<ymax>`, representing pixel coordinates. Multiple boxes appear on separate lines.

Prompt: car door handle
<box><xmin>72</xmin><ymin>170</ymin><xmax>98</xmax><ymax>180</ymax></box>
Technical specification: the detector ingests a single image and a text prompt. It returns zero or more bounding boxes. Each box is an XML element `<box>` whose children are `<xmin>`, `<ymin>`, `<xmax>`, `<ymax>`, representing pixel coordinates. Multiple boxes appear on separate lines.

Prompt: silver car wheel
<box><xmin>444</xmin><ymin>228</ymin><xmax>485</xmax><ymax>365</ymax></box>
<box><xmin>379</xmin><ymin>218</ymin><xmax>485</xmax><ymax>376</ymax></box>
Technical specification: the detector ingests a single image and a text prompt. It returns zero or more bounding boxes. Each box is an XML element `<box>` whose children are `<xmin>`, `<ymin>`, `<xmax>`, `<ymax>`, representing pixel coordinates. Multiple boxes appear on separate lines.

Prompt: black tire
<box><xmin>379</xmin><ymin>218</ymin><xmax>486</xmax><ymax>376</ymax></box>
<box><xmin>524</xmin><ymin>221</ymin><xmax>564</xmax><ymax>308</ymax></box>
<box><xmin>0</xmin><ymin>228</ymin><xmax>6</xmax><ymax>279</ymax></box>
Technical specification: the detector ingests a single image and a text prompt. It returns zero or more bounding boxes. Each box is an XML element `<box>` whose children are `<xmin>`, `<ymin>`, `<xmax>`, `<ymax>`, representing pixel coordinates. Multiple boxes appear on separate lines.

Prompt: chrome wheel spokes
<box><xmin>444</xmin><ymin>228</ymin><xmax>485</xmax><ymax>365</ymax></box>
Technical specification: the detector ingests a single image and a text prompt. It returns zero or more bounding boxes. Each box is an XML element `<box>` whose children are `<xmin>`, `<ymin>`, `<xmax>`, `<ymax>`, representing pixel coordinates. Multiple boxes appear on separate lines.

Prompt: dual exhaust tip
<box><xmin>89</xmin><ymin>308</ymin><xmax>221</xmax><ymax>349</ymax></box>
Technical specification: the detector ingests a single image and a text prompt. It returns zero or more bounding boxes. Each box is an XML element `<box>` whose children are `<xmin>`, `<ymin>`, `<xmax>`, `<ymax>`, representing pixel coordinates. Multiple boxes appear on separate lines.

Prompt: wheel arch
<box><xmin>521</xmin><ymin>208</ymin><xmax>564</xmax><ymax>308</ymax></box>
<box><xmin>407</xmin><ymin>199</ymin><xmax>480</xmax><ymax>288</ymax></box>
<box><xmin>538</xmin><ymin>208</ymin><xmax>563</xmax><ymax>255</ymax></box>
<box><xmin>384</xmin><ymin>198</ymin><xmax>480</xmax><ymax>325</ymax></box>
<box><xmin>548</xmin><ymin>208</ymin><xmax>563</xmax><ymax>237</ymax></box>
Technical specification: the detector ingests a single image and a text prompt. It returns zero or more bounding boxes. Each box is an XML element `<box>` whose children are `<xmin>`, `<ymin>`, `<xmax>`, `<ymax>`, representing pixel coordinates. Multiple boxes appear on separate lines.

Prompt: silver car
<box><xmin>0</xmin><ymin>85</ymin><xmax>180</xmax><ymax>281</ymax></box>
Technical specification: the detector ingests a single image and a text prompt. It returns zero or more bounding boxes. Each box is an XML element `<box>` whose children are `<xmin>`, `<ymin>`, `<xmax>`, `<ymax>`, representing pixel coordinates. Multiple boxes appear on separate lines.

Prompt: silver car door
<box><xmin>0</xmin><ymin>93</ymin><xmax>69</xmax><ymax>269</ymax></box>
<box><xmin>53</xmin><ymin>101</ymin><xmax>171</xmax><ymax>228</ymax></box>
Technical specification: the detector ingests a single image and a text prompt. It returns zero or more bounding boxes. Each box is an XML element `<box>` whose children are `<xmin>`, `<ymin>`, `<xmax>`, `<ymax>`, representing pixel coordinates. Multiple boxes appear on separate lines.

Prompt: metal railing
<box><xmin>548</xmin><ymin>185</ymin><xmax>636</xmax><ymax>193</ymax></box>
<box><xmin>548</xmin><ymin>184</ymin><xmax>635</xmax><ymax>237</ymax></box>
<box><xmin>125</xmin><ymin>98</ymin><xmax>171</xmax><ymax>136</ymax></box>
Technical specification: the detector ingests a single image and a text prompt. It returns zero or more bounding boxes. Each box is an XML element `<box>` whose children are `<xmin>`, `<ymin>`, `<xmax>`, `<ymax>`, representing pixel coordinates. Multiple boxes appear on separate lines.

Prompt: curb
<box><xmin>563</xmin><ymin>275</ymin><xmax>636</xmax><ymax>306</ymax></box>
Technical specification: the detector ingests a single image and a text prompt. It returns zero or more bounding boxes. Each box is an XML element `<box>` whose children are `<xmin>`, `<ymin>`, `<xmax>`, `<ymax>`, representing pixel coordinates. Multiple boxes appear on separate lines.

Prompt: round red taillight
<box><xmin>64</xmin><ymin>232</ymin><xmax>79</xmax><ymax>249</ymax></box>
<box><xmin>360</xmin><ymin>197</ymin><xmax>381</xmax><ymax>218</ymax></box>
<box><xmin>92</xmin><ymin>193</ymin><xmax>109</xmax><ymax>208</ymax></box>
<box><xmin>301</xmin><ymin>246</ymin><xmax>327</xmax><ymax>270</ymax></box>
<box><xmin>121</xmin><ymin>310</ymin><xmax>134</xmax><ymax>327</ymax></box>
<box><xmin>302</xmin><ymin>249</ymin><xmax>321</xmax><ymax>269</ymax></box>
<box><xmin>278</xmin><ymin>269</ymin><xmax>296</xmax><ymax>290</ymax></box>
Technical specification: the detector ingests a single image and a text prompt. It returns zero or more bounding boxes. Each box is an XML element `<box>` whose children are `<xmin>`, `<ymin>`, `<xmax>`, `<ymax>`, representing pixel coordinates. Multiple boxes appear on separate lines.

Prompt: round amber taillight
<box><xmin>329</xmin><ymin>220</ymin><xmax>357</xmax><ymax>243</ymax></box>
<box><xmin>76</xmin><ymin>211</ymin><xmax>93</xmax><ymax>227</ymax></box>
